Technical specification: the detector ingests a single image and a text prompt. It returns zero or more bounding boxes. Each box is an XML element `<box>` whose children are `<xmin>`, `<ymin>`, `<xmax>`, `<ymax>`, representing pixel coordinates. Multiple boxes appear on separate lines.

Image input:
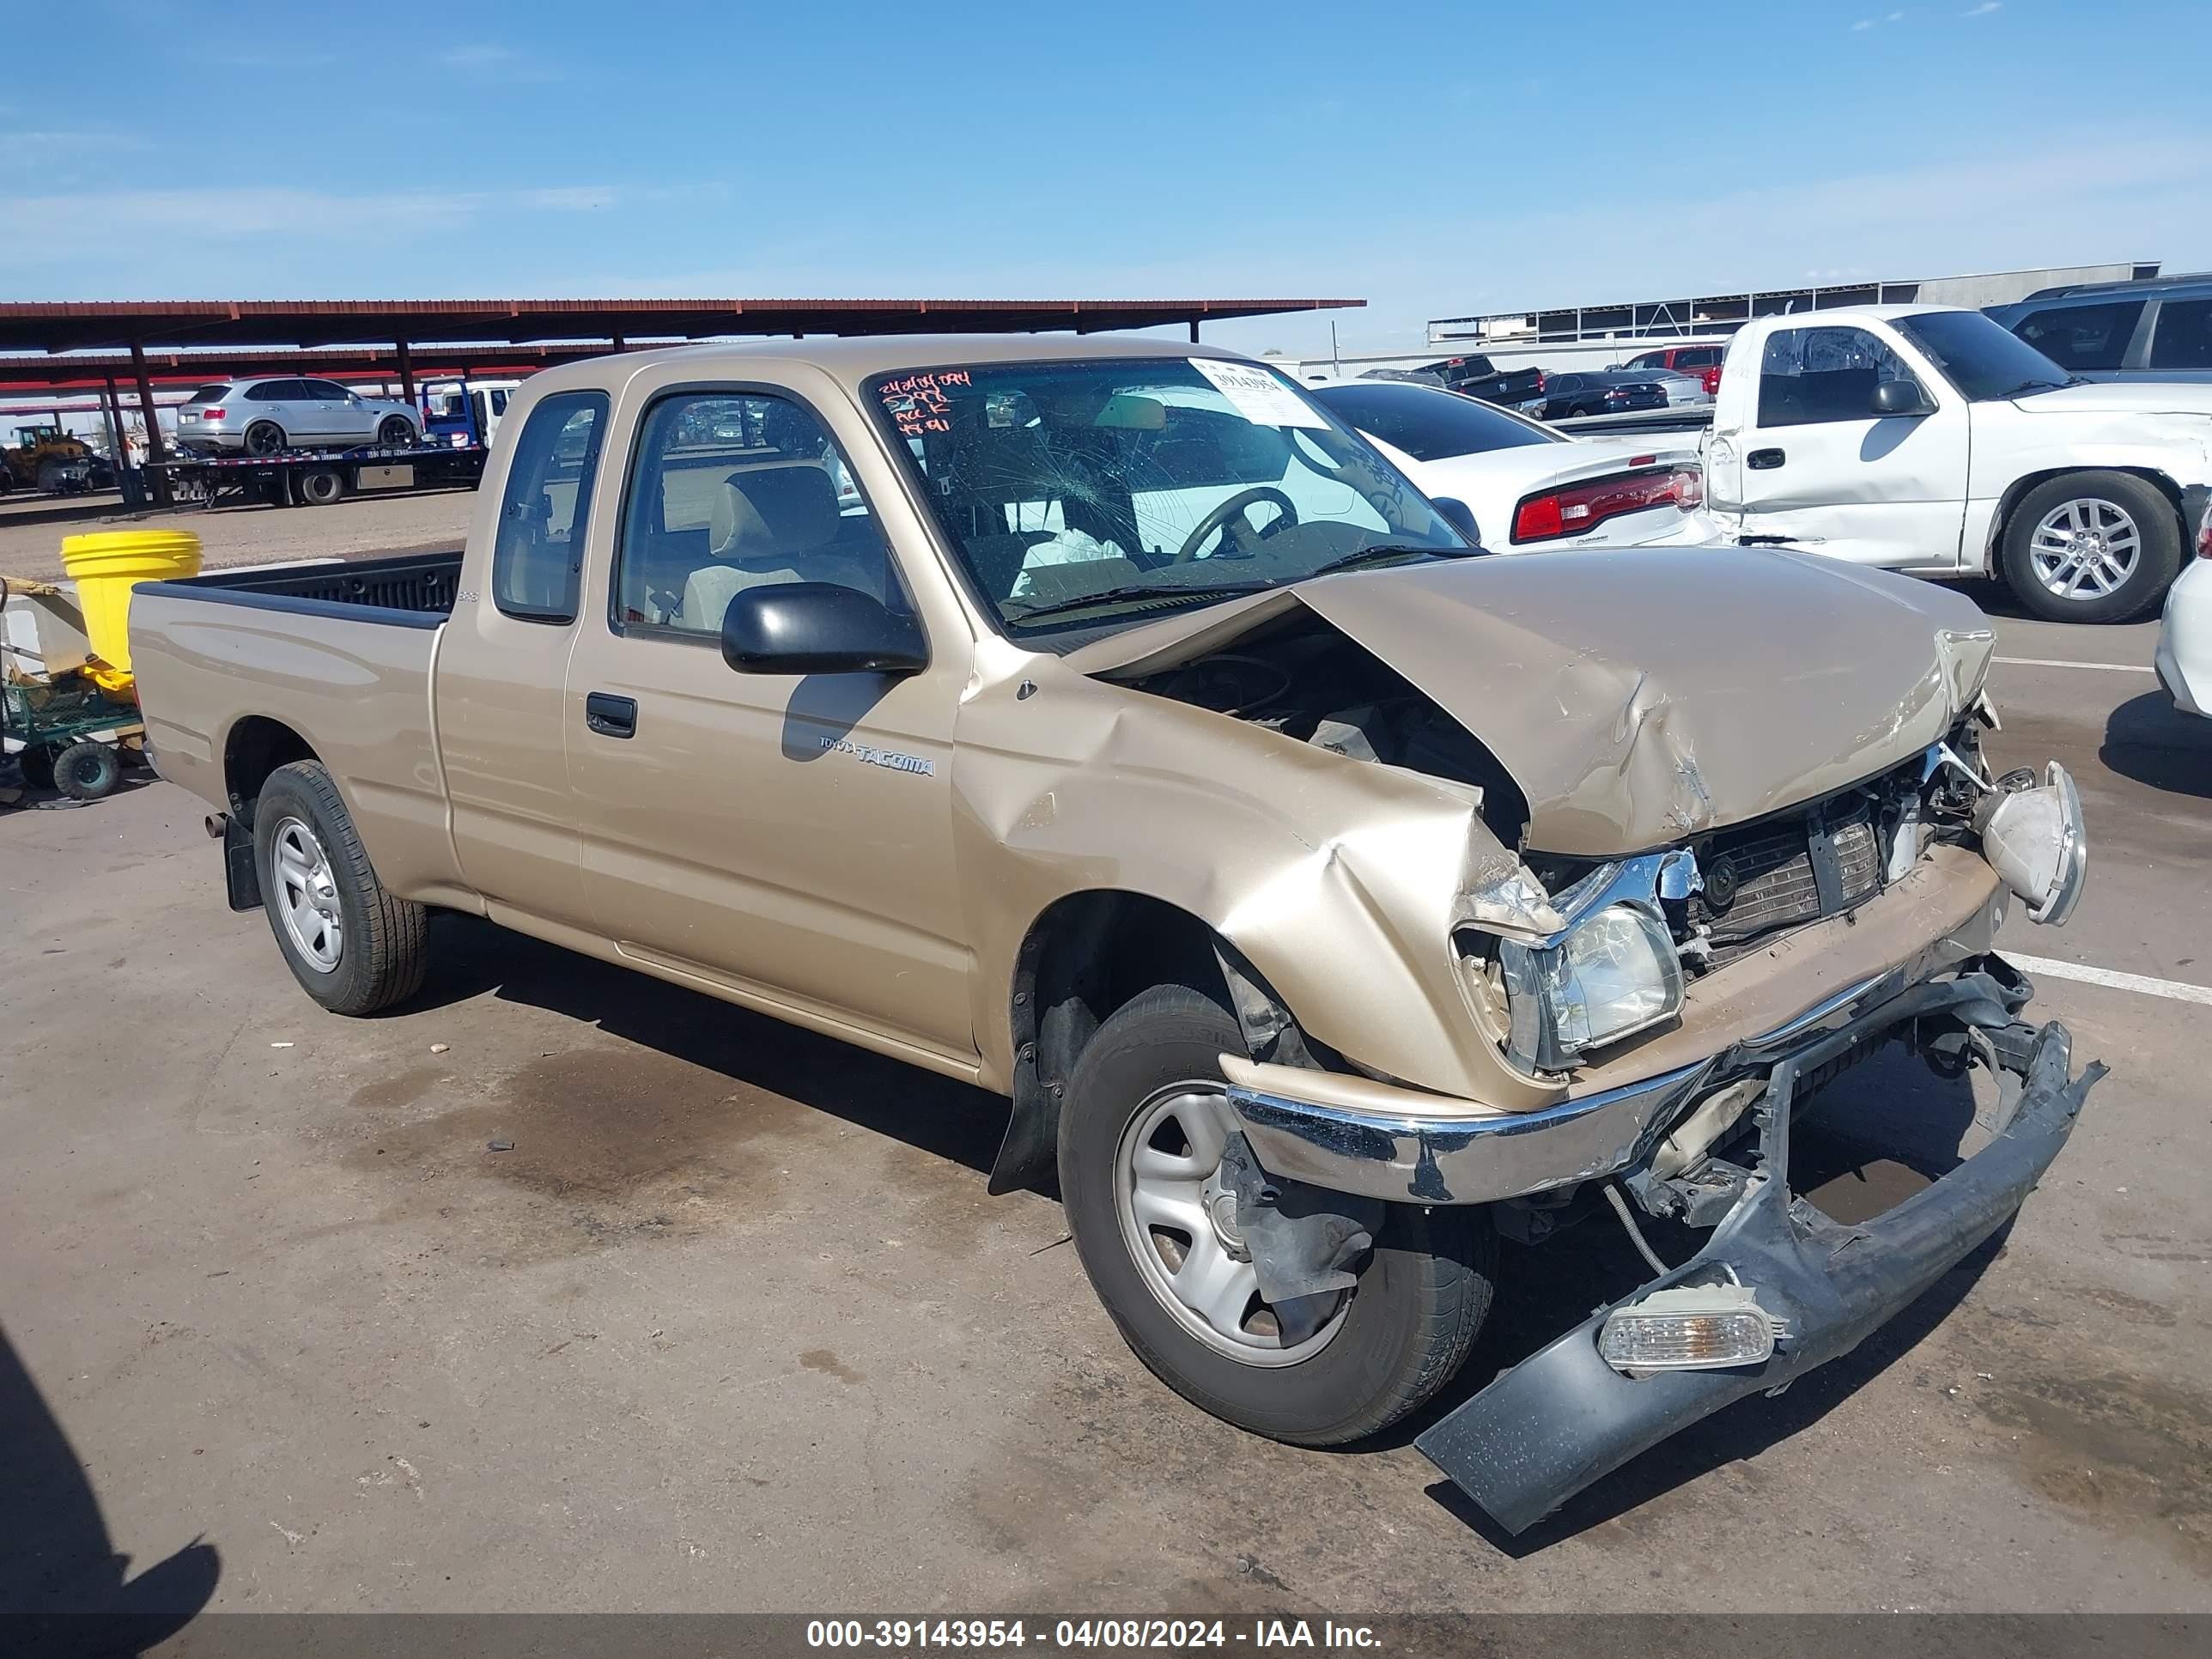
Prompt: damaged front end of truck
<box><xmin>1013</xmin><ymin>544</ymin><xmax>2102</xmax><ymax>1534</ymax></box>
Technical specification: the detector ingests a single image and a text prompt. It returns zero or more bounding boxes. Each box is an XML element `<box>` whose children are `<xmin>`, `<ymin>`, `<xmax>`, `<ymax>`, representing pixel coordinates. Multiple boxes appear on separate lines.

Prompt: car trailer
<box><xmin>150</xmin><ymin>440</ymin><xmax>489</xmax><ymax>510</ymax></box>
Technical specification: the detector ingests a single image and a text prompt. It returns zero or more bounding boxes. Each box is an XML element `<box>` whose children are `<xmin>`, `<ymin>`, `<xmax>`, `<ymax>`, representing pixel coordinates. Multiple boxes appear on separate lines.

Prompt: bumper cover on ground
<box><xmin>1413</xmin><ymin>969</ymin><xmax>2102</xmax><ymax>1534</ymax></box>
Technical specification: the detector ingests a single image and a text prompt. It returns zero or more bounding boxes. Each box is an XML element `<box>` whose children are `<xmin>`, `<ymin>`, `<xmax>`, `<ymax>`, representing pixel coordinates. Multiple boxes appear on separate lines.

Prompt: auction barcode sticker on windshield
<box><xmin>1188</xmin><ymin>356</ymin><xmax>1330</xmax><ymax>429</ymax></box>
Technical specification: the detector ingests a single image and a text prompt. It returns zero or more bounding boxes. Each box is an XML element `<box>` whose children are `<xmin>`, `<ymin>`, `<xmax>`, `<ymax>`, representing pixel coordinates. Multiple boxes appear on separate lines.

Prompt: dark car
<box><xmin>1534</xmin><ymin>370</ymin><xmax>1670</xmax><ymax>419</ymax></box>
<box><xmin>1418</xmin><ymin>353</ymin><xmax>1546</xmax><ymax>410</ymax></box>
<box><xmin>1986</xmin><ymin>276</ymin><xmax>2212</xmax><ymax>382</ymax></box>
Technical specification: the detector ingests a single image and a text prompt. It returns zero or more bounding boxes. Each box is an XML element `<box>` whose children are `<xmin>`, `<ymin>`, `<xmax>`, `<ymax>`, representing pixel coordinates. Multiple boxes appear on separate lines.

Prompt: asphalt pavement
<box><xmin>2</xmin><ymin>586</ymin><xmax>2207</xmax><ymax>1620</ymax></box>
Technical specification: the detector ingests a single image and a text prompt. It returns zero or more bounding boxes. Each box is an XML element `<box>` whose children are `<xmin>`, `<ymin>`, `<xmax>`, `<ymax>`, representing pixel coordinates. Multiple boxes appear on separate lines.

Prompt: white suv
<box><xmin>175</xmin><ymin>379</ymin><xmax>420</xmax><ymax>456</ymax></box>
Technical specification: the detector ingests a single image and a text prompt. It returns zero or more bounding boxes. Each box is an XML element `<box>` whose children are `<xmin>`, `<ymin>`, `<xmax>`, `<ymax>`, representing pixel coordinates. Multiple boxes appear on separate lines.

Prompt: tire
<box><xmin>252</xmin><ymin>760</ymin><xmax>428</xmax><ymax>1015</ymax></box>
<box><xmin>297</xmin><ymin>467</ymin><xmax>344</xmax><ymax>507</ymax></box>
<box><xmin>52</xmin><ymin>740</ymin><xmax>121</xmax><ymax>801</ymax></box>
<box><xmin>377</xmin><ymin>416</ymin><xmax>414</xmax><ymax>448</ymax></box>
<box><xmin>1059</xmin><ymin>984</ymin><xmax>1494</xmax><ymax>1447</ymax></box>
<box><xmin>1999</xmin><ymin>471</ymin><xmax>2182</xmax><ymax>624</ymax></box>
<box><xmin>244</xmin><ymin>422</ymin><xmax>286</xmax><ymax>457</ymax></box>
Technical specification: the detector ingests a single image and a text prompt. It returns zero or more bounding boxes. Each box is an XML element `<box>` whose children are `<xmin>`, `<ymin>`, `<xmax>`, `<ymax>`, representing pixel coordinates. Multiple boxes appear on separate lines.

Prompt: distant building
<box><xmin>1428</xmin><ymin>261</ymin><xmax>2165</xmax><ymax>352</ymax></box>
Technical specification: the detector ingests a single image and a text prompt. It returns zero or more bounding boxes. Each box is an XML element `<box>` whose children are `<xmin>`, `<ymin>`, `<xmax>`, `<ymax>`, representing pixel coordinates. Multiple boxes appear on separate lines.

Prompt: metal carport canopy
<box><xmin>0</xmin><ymin>295</ymin><xmax>1363</xmax><ymax>355</ymax></box>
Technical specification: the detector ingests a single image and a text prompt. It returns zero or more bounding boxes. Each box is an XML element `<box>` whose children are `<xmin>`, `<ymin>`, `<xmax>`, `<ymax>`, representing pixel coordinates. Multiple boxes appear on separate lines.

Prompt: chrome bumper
<box><xmin>1228</xmin><ymin>934</ymin><xmax>2007</xmax><ymax>1208</ymax></box>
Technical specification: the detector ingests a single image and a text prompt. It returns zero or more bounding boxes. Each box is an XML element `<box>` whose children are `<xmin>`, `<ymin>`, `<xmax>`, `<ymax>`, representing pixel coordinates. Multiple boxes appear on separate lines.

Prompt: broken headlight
<box><xmin>1498</xmin><ymin>896</ymin><xmax>1684</xmax><ymax>1075</ymax></box>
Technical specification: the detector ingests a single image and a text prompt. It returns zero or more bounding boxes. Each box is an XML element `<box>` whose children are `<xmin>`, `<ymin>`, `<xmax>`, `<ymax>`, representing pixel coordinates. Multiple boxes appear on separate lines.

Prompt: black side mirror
<box><xmin>1871</xmin><ymin>380</ymin><xmax>1936</xmax><ymax>417</ymax></box>
<box><xmin>1431</xmin><ymin>495</ymin><xmax>1485</xmax><ymax>547</ymax></box>
<box><xmin>721</xmin><ymin>581</ymin><xmax>928</xmax><ymax>676</ymax></box>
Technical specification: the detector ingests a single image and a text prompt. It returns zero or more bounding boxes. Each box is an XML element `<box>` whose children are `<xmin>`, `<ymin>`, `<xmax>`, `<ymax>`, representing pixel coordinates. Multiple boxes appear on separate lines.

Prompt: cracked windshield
<box><xmin>872</xmin><ymin>356</ymin><xmax>1469</xmax><ymax>639</ymax></box>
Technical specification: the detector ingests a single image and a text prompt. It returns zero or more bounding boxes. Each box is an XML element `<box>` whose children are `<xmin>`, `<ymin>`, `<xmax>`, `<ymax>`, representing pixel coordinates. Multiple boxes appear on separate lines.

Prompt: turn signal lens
<box><xmin>1599</xmin><ymin>1285</ymin><xmax>1786</xmax><ymax>1375</ymax></box>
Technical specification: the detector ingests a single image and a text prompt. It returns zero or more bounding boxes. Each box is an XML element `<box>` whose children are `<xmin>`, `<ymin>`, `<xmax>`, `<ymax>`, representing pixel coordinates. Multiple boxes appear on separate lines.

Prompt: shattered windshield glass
<box><xmin>868</xmin><ymin>356</ymin><xmax>1468</xmax><ymax>639</ymax></box>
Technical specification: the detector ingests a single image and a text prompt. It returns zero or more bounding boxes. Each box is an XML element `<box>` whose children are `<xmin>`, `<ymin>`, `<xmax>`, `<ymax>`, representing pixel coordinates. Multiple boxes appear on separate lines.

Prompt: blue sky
<box><xmin>7</xmin><ymin>1</ymin><xmax>2209</xmax><ymax>359</ymax></box>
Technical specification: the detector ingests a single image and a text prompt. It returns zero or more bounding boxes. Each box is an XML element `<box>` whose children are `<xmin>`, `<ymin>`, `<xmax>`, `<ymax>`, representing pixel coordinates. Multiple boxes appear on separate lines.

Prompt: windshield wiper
<box><xmin>1002</xmin><ymin>579</ymin><xmax>1272</xmax><ymax>624</ymax></box>
<box><xmin>1299</xmin><ymin>542</ymin><xmax>1480</xmax><ymax>581</ymax></box>
<box><xmin>1995</xmin><ymin>379</ymin><xmax>2069</xmax><ymax>398</ymax></box>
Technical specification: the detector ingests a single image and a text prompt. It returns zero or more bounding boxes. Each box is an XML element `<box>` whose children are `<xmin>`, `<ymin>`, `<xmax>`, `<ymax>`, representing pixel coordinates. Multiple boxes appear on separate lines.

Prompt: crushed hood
<box><xmin>1072</xmin><ymin>546</ymin><xmax>1995</xmax><ymax>857</ymax></box>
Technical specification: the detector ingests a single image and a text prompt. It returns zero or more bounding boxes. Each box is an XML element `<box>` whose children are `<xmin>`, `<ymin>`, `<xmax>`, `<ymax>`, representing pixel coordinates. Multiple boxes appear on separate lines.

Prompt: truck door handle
<box><xmin>584</xmin><ymin>692</ymin><xmax>637</xmax><ymax>739</ymax></box>
<box><xmin>1747</xmin><ymin>447</ymin><xmax>1786</xmax><ymax>471</ymax></box>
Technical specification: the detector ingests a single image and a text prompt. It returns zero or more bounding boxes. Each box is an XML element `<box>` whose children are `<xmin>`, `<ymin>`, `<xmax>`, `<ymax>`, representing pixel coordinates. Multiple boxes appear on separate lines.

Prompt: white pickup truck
<box><xmin>1703</xmin><ymin>304</ymin><xmax>2212</xmax><ymax>622</ymax></box>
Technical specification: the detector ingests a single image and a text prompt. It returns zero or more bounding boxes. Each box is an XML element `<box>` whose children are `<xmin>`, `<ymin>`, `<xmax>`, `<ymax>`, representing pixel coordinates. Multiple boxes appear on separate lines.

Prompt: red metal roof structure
<box><xmin>0</xmin><ymin>295</ymin><xmax>1360</xmax><ymax>360</ymax></box>
<box><xmin>1</xmin><ymin>295</ymin><xmax>1361</xmax><ymax>492</ymax></box>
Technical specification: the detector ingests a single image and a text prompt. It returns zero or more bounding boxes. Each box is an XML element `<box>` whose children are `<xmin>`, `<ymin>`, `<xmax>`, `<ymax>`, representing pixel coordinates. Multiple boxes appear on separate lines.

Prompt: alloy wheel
<box><xmin>2028</xmin><ymin>497</ymin><xmax>2142</xmax><ymax>601</ymax></box>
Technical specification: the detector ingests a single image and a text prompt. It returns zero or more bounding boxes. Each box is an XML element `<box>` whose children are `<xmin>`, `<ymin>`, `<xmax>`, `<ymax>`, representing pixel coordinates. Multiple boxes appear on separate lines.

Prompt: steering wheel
<box><xmin>1171</xmin><ymin>486</ymin><xmax>1298</xmax><ymax>563</ymax></box>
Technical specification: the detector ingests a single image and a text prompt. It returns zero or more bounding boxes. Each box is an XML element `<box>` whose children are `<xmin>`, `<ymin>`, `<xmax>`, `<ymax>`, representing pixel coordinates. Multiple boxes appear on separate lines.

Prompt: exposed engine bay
<box><xmin>1117</xmin><ymin>609</ymin><xmax>1531</xmax><ymax>845</ymax></box>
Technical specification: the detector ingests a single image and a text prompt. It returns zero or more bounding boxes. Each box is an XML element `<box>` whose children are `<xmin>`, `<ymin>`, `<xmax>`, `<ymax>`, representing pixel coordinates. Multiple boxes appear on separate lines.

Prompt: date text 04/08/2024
<box><xmin>804</xmin><ymin>1620</ymin><xmax>1382</xmax><ymax>1650</ymax></box>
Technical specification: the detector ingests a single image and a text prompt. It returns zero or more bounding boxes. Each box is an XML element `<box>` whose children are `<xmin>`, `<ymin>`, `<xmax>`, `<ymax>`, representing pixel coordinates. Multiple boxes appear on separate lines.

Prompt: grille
<box><xmin>1692</xmin><ymin>801</ymin><xmax>1880</xmax><ymax>945</ymax></box>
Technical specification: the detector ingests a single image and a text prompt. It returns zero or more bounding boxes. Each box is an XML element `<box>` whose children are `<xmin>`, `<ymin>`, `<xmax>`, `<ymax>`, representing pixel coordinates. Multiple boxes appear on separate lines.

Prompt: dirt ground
<box><xmin>0</xmin><ymin>488</ymin><xmax>471</xmax><ymax>581</ymax></box>
<box><xmin>2</xmin><ymin>593</ymin><xmax>2209</xmax><ymax>1620</ymax></box>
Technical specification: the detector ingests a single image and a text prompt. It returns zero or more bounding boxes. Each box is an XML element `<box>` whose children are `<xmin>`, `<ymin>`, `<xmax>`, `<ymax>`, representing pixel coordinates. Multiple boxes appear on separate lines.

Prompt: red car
<box><xmin>1621</xmin><ymin>343</ymin><xmax>1725</xmax><ymax>394</ymax></box>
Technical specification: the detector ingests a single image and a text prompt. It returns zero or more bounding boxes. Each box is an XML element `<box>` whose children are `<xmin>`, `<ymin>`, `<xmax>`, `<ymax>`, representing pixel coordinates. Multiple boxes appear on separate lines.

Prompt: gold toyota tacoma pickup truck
<box><xmin>131</xmin><ymin>336</ymin><xmax>2098</xmax><ymax>1532</ymax></box>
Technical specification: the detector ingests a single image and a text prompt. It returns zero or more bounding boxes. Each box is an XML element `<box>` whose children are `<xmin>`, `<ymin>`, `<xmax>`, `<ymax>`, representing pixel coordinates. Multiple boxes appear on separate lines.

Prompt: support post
<box><xmin>99</xmin><ymin>376</ymin><xmax>131</xmax><ymax>502</ymax></box>
<box><xmin>1189</xmin><ymin>319</ymin><xmax>1200</xmax><ymax>343</ymax></box>
<box><xmin>130</xmin><ymin>342</ymin><xmax>170</xmax><ymax>504</ymax></box>
<box><xmin>396</xmin><ymin>339</ymin><xmax>416</xmax><ymax>408</ymax></box>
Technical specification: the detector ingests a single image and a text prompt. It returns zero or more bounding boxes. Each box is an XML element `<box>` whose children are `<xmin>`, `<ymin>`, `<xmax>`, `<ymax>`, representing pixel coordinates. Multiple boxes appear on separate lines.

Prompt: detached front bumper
<box><xmin>1412</xmin><ymin>967</ymin><xmax>2102</xmax><ymax>1534</ymax></box>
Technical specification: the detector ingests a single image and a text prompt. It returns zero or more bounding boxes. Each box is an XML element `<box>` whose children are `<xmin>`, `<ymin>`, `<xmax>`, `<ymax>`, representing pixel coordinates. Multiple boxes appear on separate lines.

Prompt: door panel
<box><xmin>562</xmin><ymin>387</ymin><xmax>974</xmax><ymax>1060</ymax></box>
<box><xmin>1729</xmin><ymin>325</ymin><xmax>1969</xmax><ymax>570</ymax></box>
<box><xmin>438</xmin><ymin>390</ymin><xmax>612</xmax><ymax>929</ymax></box>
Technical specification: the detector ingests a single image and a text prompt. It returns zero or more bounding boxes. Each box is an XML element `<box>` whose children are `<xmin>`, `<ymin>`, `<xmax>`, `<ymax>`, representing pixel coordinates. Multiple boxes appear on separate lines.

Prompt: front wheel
<box><xmin>1059</xmin><ymin>984</ymin><xmax>1494</xmax><ymax>1447</ymax></box>
<box><xmin>2000</xmin><ymin>471</ymin><xmax>2182</xmax><ymax>623</ymax></box>
<box><xmin>252</xmin><ymin>760</ymin><xmax>428</xmax><ymax>1014</ymax></box>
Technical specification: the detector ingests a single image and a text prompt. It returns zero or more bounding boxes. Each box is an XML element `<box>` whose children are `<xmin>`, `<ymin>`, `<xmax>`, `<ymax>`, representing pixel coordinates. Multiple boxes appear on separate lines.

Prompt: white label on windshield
<box><xmin>1188</xmin><ymin>357</ymin><xmax>1330</xmax><ymax>429</ymax></box>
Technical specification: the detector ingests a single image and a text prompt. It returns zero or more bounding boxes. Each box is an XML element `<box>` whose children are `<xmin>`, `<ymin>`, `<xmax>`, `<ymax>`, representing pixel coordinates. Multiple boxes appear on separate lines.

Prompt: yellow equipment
<box><xmin>58</xmin><ymin>530</ymin><xmax>203</xmax><ymax>691</ymax></box>
<box><xmin>3</xmin><ymin>423</ymin><xmax>100</xmax><ymax>494</ymax></box>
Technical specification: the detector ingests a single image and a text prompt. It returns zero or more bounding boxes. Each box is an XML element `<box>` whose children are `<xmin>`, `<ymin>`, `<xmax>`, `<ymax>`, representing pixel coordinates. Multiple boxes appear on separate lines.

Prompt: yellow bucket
<box><xmin>58</xmin><ymin>529</ymin><xmax>202</xmax><ymax>678</ymax></box>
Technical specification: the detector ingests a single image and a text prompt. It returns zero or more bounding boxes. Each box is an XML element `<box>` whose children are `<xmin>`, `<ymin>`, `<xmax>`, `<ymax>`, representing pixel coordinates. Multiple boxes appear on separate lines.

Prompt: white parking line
<box><xmin>2006</xmin><ymin>951</ymin><xmax>2212</xmax><ymax>1007</ymax></box>
<box><xmin>1992</xmin><ymin>656</ymin><xmax>2155</xmax><ymax>673</ymax></box>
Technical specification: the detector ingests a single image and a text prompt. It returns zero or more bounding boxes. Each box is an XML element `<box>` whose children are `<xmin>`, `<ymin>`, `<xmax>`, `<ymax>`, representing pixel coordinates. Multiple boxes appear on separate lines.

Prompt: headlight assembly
<box><xmin>1481</xmin><ymin>858</ymin><xmax>1689</xmax><ymax>1075</ymax></box>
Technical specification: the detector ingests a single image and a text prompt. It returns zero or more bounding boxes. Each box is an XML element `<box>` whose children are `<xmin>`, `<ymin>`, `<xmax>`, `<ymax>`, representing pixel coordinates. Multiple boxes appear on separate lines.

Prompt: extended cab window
<box><xmin>614</xmin><ymin>391</ymin><xmax>900</xmax><ymax>635</ymax></box>
<box><xmin>2012</xmin><ymin>301</ymin><xmax>2144</xmax><ymax>371</ymax></box>
<box><xmin>1757</xmin><ymin>326</ymin><xmax>1923</xmax><ymax>426</ymax></box>
<box><xmin>491</xmin><ymin>392</ymin><xmax>608</xmax><ymax>623</ymax></box>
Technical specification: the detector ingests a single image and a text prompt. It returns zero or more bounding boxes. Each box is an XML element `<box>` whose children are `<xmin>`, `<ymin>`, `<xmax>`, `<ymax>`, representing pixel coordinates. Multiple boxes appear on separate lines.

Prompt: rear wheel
<box><xmin>297</xmin><ymin>467</ymin><xmax>344</xmax><ymax>507</ymax></box>
<box><xmin>253</xmin><ymin>760</ymin><xmax>428</xmax><ymax>1014</ymax></box>
<box><xmin>52</xmin><ymin>740</ymin><xmax>121</xmax><ymax>801</ymax></box>
<box><xmin>244</xmin><ymin>421</ymin><xmax>286</xmax><ymax>457</ymax></box>
<box><xmin>1059</xmin><ymin>984</ymin><xmax>1494</xmax><ymax>1447</ymax></box>
<box><xmin>2000</xmin><ymin>471</ymin><xmax>2181</xmax><ymax>623</ymax></box>
<box><xmin>376</xmin><ymin>415</ymin><xmax>413</xmax><ymax>448</ymax></box>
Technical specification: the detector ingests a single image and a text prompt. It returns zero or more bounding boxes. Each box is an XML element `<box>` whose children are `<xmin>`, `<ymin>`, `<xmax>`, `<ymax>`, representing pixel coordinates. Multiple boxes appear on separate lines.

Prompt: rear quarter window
<box><xmin>489</xmin><ymin>392</ymin><xmax>610</xmax><ymax>624</ymax></box>
<box><xmin>2148</xmin><ymin>300</ymin><xmax>2212</xmax><ymax>371</ymax></box>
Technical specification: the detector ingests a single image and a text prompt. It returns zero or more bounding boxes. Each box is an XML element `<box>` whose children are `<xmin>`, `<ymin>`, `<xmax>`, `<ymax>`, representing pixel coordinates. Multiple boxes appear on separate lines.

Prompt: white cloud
<box><xmin>1964</xmin><ymin>2</ymin><xmax>2002</xmax><ymax>15</ymax></box>
<box><xmin>0</xmin><ymin>183</ymin><xmax>618</xmax><ymax>268</ymax></box>
<box><xmin>1852</xmin><ymin>17</ymin><xmax>1875</xmax><ymax>27</ymax></box>
<box><xmin>435</xmin><ymin>43</ymin><xmax>566</xmax><ymax>82</ymax></box>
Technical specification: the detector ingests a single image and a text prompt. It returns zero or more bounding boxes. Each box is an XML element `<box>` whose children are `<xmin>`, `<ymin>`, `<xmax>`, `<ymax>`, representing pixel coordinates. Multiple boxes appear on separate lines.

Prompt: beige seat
<box><xmin>674</xmin><ymin>463</ymin><xmax>883</xmax><ymax>632</ymax></box>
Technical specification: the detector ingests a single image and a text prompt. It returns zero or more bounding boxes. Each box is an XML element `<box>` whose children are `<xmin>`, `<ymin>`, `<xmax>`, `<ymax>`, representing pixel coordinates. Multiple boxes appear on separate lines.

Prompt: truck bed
<box><xmin>129</xmin><ymin>548</ymin><xmax>469</xmax><ymax>904</ymax></box>
<box><xmin>140</xmin><ymin>549</ymin><xmax>463</xmax><ymax>627</ymax></box>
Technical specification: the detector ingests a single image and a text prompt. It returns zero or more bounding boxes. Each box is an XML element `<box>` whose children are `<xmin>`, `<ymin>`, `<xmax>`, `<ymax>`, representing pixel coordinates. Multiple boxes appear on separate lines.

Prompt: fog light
<box><xmin>1598</xmin><ymin>1284</ymin><xmax>1786</xmax><ymax>1375</ymax></box>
